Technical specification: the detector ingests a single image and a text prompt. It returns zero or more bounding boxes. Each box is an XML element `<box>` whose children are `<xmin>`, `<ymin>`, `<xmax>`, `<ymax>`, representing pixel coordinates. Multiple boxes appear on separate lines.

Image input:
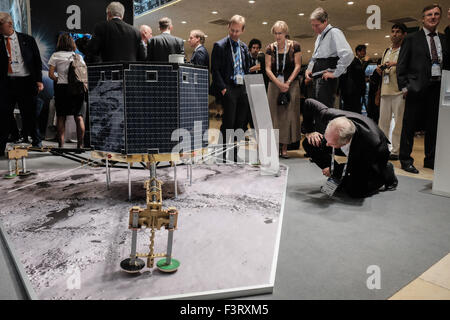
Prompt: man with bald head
<box><xmin>139</xmin><ymin>25</ymin><xmax>152</xmax><ymax>60</ymax></box>
<box><xmin>302</xmin><ymin>98</ymin><xmax>397</xmax><ymax>198</ymax></box>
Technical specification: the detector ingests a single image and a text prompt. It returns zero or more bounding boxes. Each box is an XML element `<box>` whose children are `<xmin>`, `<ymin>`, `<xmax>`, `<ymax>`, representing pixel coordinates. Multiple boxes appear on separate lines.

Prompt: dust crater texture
<box><xmin>0</xmin><ymin>164</ymin><xmax>287</xmax><ymax>299</ymax></box>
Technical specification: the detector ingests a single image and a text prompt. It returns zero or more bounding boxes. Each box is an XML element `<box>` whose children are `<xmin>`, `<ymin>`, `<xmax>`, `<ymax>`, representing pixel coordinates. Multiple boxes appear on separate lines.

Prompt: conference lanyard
<box><xmin>313</xmin><ymin>26</ymin><xmax>334</xmax><ymax>56</ymax></box>
<box><xmin>275</xmin><ymin>40</ymin><xmax>288</xmax><ymax>76</ymax></box>
<box><xmin>229</xmin><ymin>37</ymin><xmax>243</xmax><ymax>72</ymax></box>
<box><xmin>331</xmin><ymin>147</ymin><xmax>348</xmax><ymax>179</ymax></box>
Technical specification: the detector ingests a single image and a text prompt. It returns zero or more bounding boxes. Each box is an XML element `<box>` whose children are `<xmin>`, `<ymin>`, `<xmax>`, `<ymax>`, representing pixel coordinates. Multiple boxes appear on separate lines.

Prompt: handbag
<box><xmin>277</xmin><ymin>91</ymin><xmax>290</xmax><ymax>106</ymax></box>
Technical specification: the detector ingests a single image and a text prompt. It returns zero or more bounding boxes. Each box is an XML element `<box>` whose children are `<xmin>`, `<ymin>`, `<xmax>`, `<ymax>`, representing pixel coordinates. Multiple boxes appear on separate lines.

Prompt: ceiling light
<box><xmin>262</xmin><ymin>21</ymin><xmax>268</xmax><ymax>25</ymax></box>
<box><xmin>374</xmin><ymin>53</ymin><xmax>378</xmax><ymax>56</ymax></box>
<box><xmin>211</xmin><ymin>11</ymin><xmax>218</xmax><ymax>14</ymax></box>
<box><xmin>298</xmin><ymin>13</ymin><xmax>304</xmax><ymax>16</ymax></box>
<box><xmin>181</xmin><ymin>21</ymin><xmax>187</xmax><ymax>24</ymax></box>
<box><xmin>307</xmin><ymin>50</ymin><xmax>311</xmax><ymax>53</ymax></box>
<box><xmin>365</xmin><ymin>43</ymin><xmax>369</xmax><ymax>46</ymax></box>
<box><xmin>249</xmin><ymin>0</ymin><xmax>255</xmax><ymax>3</ymax></box>
<box><xmin>347</xmin><ymin>1</ymin><xmax>354</xmax><ymax>5</ymax></box>
<box><xmin>385</xmin><ymin>35</ymin><xmax>390</xmax><ymax>38</ymax></box>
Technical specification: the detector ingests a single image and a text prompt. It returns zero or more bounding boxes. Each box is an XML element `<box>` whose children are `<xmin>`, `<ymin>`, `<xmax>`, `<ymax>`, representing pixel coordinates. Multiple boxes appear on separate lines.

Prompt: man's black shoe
<box><xmin>389</xmin><ymin>154</ymin><xmax>399</xmax><ymax>161</ymax></box>
<box><xmin>32</xmin><ymin>141</ymin><xmax>42</xmax><ymax>148</ymax></box>
<box><xmin>402</xmin><ymin>164</ymin><xmax>419</xmax><ymax>174</ymax></box>
<box><xmin>384</xmin><ymin>179</ymin><xmax>398</xmax><ymax>191</ymax></box>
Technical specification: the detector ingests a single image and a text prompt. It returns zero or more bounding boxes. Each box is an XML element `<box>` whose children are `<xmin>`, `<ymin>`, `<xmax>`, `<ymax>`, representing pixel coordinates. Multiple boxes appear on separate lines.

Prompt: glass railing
<box><xmin>134</xmin><ymin>0</ymin><xmax>176</xmax><ymax>16</ymax></box>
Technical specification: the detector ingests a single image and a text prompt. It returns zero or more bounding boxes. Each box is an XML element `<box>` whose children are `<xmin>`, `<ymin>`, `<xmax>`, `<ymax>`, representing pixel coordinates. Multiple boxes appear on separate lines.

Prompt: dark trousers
<box><xmin>0</xmin><ymin>76</ymin><xmax>41</xmax><ymax>154</ymax></box>
<box><xmin>399</xmin><ymin>81</ymin><xmax>440</xmax><ymax>167</ymax></box>
<box><xmin>220</xmin><ymin>85</ymin><xmax>250</xmax><ymax>143</ymax></box>
<box><xmin>342</xmin><ymin>93</ymin><xmax>363</xmax><ymax>114</ymax></box>
<box><xmin>312</xmin><ymin>77</ymin><xmax>338</xmax><ymax>108</ymax></box>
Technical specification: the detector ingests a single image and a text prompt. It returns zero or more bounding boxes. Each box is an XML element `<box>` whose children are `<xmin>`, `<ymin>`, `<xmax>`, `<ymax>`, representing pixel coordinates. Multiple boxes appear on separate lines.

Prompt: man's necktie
<box><xmin>6</xmin><ymin>37</ymin><xmax>13</xmax><ymax>74</ymax></box>
<box><xmin>428</xmin><ymin>32</ymin><xmax>439</xmax><ymax>63</ymax></box>
<box><xmin>232</xmin><ymin>41</ymin><xmax>240</xmax><ymax>82</ymax></box>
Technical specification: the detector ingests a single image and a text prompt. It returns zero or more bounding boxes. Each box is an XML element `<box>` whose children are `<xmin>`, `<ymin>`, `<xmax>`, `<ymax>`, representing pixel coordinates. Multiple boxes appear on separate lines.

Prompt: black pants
<box><xmin>220</xmin><ymin>85</ymin><xmax>250</xmax><ymax>144</ymax></box>
<box><xmin>399</xmin><ymin>81</ymin><xmax>440</xmax><ymax>167</ymax></box>
<box><xmin>0</xmin><ymin>76</ymin><xmax>41</xmax><ymax>153</ymax></box>
<box><xmin>342</xmin><ymin>93</ymin><xmax>363</xmax><ymax>114</ymax></box>
<box><xmin>312</xmin><ymin>77</ymin><xmax>338</xmax><ymax>108</ymax></box>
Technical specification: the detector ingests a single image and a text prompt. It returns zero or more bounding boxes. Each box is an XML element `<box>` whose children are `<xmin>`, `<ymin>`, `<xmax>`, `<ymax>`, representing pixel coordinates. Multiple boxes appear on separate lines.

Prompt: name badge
<box><xmin>277</xmin><ymin>75</ymin><xmax>284</xmax><ymax>83</ymax></box>
<box><xmin>383</xmin><ymin>74</ymin><xmax>390</xmax><ymax>84</ymax></box>
<box><xmin>236</xmin><ymin>74</ymin><xmax>244</xmax><ymax>85</ymax></box>
<box><xmin>320</xmin><ymin>177</ymin><xmax>341</xmax><ymax>197</ymax></box>
<box><xmin>431</xmin><ymin>63</ymin><xmax>441</xmax><ymax>77</ymax></box>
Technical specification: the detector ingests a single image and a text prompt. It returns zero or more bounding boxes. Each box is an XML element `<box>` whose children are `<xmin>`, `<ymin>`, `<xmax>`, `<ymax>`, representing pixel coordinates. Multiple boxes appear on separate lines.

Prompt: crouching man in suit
<box><xmin>302</xmin><ymin>98</ymin><xmax>398</xmax><ymax>198</ymax></box>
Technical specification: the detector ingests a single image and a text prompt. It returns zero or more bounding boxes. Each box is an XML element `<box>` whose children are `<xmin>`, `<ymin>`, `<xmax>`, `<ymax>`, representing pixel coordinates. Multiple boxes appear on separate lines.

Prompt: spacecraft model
<box><xmin>4</xmin><ymin>146</ymin><xmax>31</xmax><ymax>179</ymax></box>
<box><xmin>120</xmin><ymin>160</ymin><xmax>180</xmax><ymax>274</ymax></box>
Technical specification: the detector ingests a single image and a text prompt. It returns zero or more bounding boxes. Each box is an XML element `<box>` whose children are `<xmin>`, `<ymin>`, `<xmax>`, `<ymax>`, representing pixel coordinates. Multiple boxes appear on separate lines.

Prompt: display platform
<box><xmin>0</xmin><ymin>164</ymin><xmax>287</xmax><ymax>299</ymax></box>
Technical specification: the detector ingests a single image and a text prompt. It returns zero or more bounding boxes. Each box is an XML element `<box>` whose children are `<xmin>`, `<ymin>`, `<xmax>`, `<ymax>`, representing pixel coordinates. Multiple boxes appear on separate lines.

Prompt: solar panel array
<box><xmin>88</xmin><ymin>63</ymin><xmax>209</xmax><ymax>155</ymax></box>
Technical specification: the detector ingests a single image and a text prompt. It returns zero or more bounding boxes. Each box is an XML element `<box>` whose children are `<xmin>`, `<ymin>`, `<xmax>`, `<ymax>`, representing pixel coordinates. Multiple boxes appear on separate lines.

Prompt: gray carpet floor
<box><xmin>243</xmin><ymin>158</ymin><xmax>450</xmax><ymax>300</ymax></box>
<box><xmin>1</xmin><ymin>153</ymin><xmax>450</xmax><ymax>299</ymax></box>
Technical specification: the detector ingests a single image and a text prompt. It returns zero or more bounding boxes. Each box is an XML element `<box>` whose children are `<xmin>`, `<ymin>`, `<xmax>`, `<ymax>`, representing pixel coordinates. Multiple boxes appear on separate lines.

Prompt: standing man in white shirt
<box><xmin>0</xmin><ymin>12</ymin><xmax>44</xmax><ymax>155</ymax></box>
<box><xmin>397</xmin><ymin>4</ymin><xmax>450</xmax><ymax>173</ymax></box>
<box><xmin>305</xmin><ymin>7</ymin><xmax>353</xmax><ymax>108</ymax></box>
<box><xmin>376</xmin><ymin>23</ymin><xmax>407</xmax><ymax>161</ymax></box>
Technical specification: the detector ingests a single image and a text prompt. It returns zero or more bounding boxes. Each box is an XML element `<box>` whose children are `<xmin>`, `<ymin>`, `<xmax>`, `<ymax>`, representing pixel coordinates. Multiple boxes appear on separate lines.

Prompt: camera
<box><xmin>379</xmin><ymin>63</ymin><xmax>389</xmax><ymax>71</ymax></box>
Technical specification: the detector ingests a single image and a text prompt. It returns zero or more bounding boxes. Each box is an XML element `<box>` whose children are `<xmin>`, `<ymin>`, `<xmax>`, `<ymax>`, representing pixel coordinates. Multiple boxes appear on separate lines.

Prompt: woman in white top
<box><xmin>48</xmin><ymin>33</ymin><xmax>86</xmax><ymax>148</ymax></box>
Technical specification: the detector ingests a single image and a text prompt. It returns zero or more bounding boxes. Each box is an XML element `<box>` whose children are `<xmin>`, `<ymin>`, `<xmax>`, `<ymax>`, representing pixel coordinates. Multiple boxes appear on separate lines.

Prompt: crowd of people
<box><xmin>1</xmin><ymin>2</ymin><xmax>449</xmax><ymax>198</ymax></box>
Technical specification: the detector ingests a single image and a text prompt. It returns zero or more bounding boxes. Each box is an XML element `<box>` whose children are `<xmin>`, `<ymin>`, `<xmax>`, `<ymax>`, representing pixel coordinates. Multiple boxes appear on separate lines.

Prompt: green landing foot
<box><xmin>157</xmin><ymin>258</ymin><xmax>180</xmax><ymax>273</ymax></box>
<box><xmin>4</xmin><ymin>173</ymin><xmax>17</xmax><ymax>179</ymax></box>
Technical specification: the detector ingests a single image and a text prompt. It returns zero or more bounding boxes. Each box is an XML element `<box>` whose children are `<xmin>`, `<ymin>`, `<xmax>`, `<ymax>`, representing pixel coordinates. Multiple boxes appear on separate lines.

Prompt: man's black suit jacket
<box><xmin>0</xmin><ymin>32</ymin><xmax>42</xmax><ymax>85</ymax></box>
<box><xmin>87</xmin><ymin>18</ymin><xmax>144</xmax><ymax>62</ymax></box>
<box><xmin>190</xmin><ymin>45</ymin><xmax>209</xmax><ymax>67</ymax></box>
<box><xmin>302</xmin><ymin>98</ymin><xmax>390</xmax><ymax>197</ymax></box>
<box><xmin>397</xmin><ymin>29</ymin><xmax>450</xmax><ymax>93</ymax></box>
<box><xmin>210</xmin><ymin>37</ymin><xmax>251</xmax><ymax>99</ymax></box>
<box><xmin>147</xmin><ymin>33</ymin><xmax>185</xmax><ymax>62</ymax></box>
<box><xmin>340</xmin><ymin>57</ymin><xmax>366</xmax><ymax>96</ymax></box>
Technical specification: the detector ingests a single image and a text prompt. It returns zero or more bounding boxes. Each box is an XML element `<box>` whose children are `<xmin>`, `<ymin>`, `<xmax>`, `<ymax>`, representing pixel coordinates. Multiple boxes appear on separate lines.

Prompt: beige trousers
<box><xmin>379</xmin><ymin>94</ymin><xmax>405</xmax><ymax>155</ymax></box>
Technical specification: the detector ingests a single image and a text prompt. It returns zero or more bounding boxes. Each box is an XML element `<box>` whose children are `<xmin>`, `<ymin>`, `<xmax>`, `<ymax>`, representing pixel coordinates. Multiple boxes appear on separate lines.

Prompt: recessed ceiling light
<box><xmin>374</xmin><ymin>53</ymin><xmax>378</xmax><ymax>56</ymax></box>
<box><xmin>249</xmin><ymin>0</ymin><xmax>255</xmax><ymax>3</ymax></box>
<box><xmin>205</xmin><ymin>35</ymin><xmax>208</xmax><ymax>37</ymax></box>
<box><xmin>347</xmin><ymin>1</ymin><xmax>354</xmax><ymax>5</ymax></box>
<box><xmin>298</xmin><ymin>13</ymin><xmax>305</xmax><ymax>16</ymax></box>
<box><xmin>211</xmin><ymin>11</ymin><xmax>218</xmax><ymax>14</ymax></box>
<box><xmin>262</xmin><ymin>21</ymin><xmax>268</xmax><ymax>25</ymax></box>
<box><xmin>307</xmin><ymin>50</ymin><xmax>311</xmax><ymax>53</ymax></box>
<box><xmin>181</xmin><ymin>21</ymin><xmax>187</xmax><ymax>24</ymax></box>
<box><xmin>385</xmin><ymin>35</ymin><xmax>390</xmax><ymax>38</ymax></box>
<box><xmin>365</xmin><ymin>43</ymin><xmax>369</xmax><ymax>46</ymax></box>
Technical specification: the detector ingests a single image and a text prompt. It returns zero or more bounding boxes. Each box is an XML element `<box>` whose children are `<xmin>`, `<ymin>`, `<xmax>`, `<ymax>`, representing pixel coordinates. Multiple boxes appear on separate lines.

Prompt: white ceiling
<box><xmin>134</xmin><ymin>0</ymin><xmax>449</xmax><ymax>64</ymax></box>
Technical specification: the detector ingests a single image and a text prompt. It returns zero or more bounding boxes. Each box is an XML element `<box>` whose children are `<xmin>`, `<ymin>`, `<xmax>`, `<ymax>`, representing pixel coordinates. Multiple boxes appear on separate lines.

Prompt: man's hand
<box><xmin>322</xmin><ymin>167</ymin><xmax>331</xmax><ymax>177</ymax></box>
<box><xmin>305</xmin><ymin>70</ymin><xmax>313</xmax><ymax>80</ymax></box>
<box><xmin>306</xmin><ymin>131</ymin><xmax>323</xmax><ymax>147</ymax></box>
<box><xmin>37</xmin><ymin>82</ymin><xmax>44</xmax><ymax>92</ymax></box>
<box><xmin>322</xmin><ymin>71</ymin><xmax>335</xmax><ymax>80</ymax></box>
<box><xmin>221</xmin><ymin>88</ymin><xmax>227</xmax><ymax>96</ymax></box>
<box><xmin>385</xmin><ymin>61</ymin><xmax>397</xmax><ymax>68</ymax></box>
<box><xmin>249</xmin><ymin>64</ymin><xmax>261</xmax><ymax>73</ymax></box>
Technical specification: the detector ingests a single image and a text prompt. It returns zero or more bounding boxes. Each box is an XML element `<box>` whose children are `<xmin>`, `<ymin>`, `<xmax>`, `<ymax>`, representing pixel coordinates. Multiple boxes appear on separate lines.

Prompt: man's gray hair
<box><xmin>310</xmin><ymin>7</ymin><xmax>328</xmax><ymax>23</ymax></box>
<box><xmin>0</xmin><ymin>12</ymin><xmax>13</xmax><ymax>25</ymax></box>
<box><xmin>326</xmin><ymin>117</ymin><xmax>356</xmax><ymax>145</ymax></box>
<box><xmin>106</xmin><ymin>2</ymin><xmax>125</xmax><ymax>18</ymax></box>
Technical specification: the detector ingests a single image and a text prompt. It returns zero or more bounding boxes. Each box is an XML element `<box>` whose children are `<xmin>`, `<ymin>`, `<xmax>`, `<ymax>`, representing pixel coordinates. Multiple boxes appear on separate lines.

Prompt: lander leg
<box><xmin>120</xmin><ymin>208</ymin><xmax>145</xmax><ymax>273</ymax></box>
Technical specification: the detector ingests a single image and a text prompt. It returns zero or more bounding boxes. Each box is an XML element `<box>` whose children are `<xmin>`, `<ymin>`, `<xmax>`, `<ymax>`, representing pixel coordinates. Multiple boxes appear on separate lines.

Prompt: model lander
<box><xmin>120</xmin><ymin>156</ymin><xmax>180</xmax><ymax>274</ymax></box>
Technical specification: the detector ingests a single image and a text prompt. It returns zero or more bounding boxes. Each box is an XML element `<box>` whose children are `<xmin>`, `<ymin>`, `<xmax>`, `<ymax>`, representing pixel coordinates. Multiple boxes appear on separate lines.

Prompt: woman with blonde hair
<box><xmin>265</xmin><ymin>21</ymin><xmax>302</xmax><ymax>158</ymax></box>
